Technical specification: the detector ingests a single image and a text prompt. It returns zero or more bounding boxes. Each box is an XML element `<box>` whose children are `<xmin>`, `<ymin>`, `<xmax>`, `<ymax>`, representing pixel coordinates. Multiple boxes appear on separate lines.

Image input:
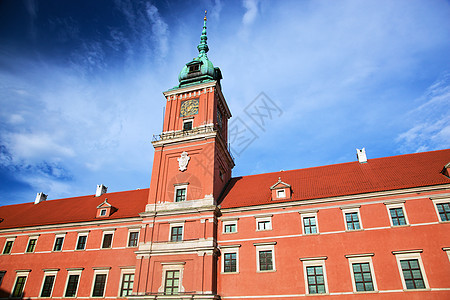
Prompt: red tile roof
<box><xmin>0</xmin><ymin>189</ymin><xmax>149</xmax><ymax>230</ymax></box>
<box><xmin>219</xmin><ymin>149</ymin><xmax>450</xmax><ymax>209</ymax></box>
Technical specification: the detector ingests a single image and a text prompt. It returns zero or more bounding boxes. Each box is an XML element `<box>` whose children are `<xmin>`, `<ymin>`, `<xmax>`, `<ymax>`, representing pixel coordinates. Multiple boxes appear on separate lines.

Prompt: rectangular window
<box><xmin>258</xmin><ymin>221</ymin><xmax>270</xmax><ymax>230</ymax></box>
<box><xmin>303</xmin><ymin>217</ymin><xmax>317</xmax><ymax>234</ymax></box>
<box><xmin>164</xmin><ymin>270</ymin><xmax>180</xmax><ymax>295</ymax></box>
<box><xmin>352</xmin><ymin>263</ymin><xmax>374</xmax><ymax>291</ymax></box>
<box><xmin>26</xmin><ymin>238</ymin><xmax>37</xmax><ymax>253</ymax></box>
<box><xmin>65</xmin><ymin>274</ymin><xmax>80</xmax><ymax>297</ymax></box>
<box><xmin>175</xmin><ymin>188</ymin><xmax>186</xmax><ymax>202</ymax></box>
<box><xmin>53</xmin><ymin>236</ymin><xmax>64</xmax><ymax>251</ymax></box>
<box><xmin>259</xmin><ymin>250</ymin><xmax>273</xmax><ymax>271</ymax></box>
<box><xmin>345</xmin><ymin>212</ymin><xmax>361</xmax><ymax>230</ymax></box>
<box><xmin>12</xmin><ymin>276</ymin><xmax>27</xmax><ymax>298</ymax></box>
<box><xmin>128</xmin><ymin>231</ymin><xmax>139</xmax><ymax>247</ymax></box>
<box><xmin>277</xmin><ymin>189</ymin><xmax>286</xmax><ymax>198</ymax></box>
<box><xmin>92</xmin><ymin>274</ymin><xmax>107</xmax><ymax>297</ymax></box>
<box><xmin>306</xmin><ymin>266</ymin><xmax>326</xmax><ymax>294</ymax></box>
<box><xmin>40</xmin><ymin>275</ymin><xmax>56</xmax><ymax>297</ymax></box>
<box><xmin>436</xmin><ymin>202</ymin><xmax>450</xmax><ymax>221</ymax></box>
<box><xmin>170</xmin><ymin>226</ymin><xmax>183</xmax><ymax>242</ymax></box>
<box><xmin>255</xmin><ymin>215</ymin><xmax>272</xmax><ymax>231</ymax></box>
<box><xmin>3</xmin><ymin>240</ymin><xmax>14</xmax><ymax>254</ymax></box>
<box><xmin>120</xmin><ymin>273</ymin><xmax>134</xmax><ymax>297</ymax></box>
<box><xmin>390</xmin><ymin>208</ymin><xmax>407</xmax><ymax>226</ymax></box>
<box><xmin>100</xmin><ymin>209</ymin><xmax>107</xmax><ymax>216</ymax></box>
<box><xmin>224</xmin><ymin>253</ymin><xmax>237</xmax><ymax>273</ymax></box>
<box><xmin>76</xmin><ymin>235</ymin><xmax>87</xmax><ymax>250</ymax></box>
<box><xmin>224</xmin><ymin>224</ymin><xmax>236</xmax><ymax>233</ymax></box>
<box><xmin>102</xmin><ymin>233</ymin><xmax>113</xmax><ymax>249</ymax></box>
<box><xmin>400</xmin><ymin>259</ymin><xmax>425</xmax><ymax>289</ymax></box>
<box><xmin>183</xmin><ymin>120</ymin><xmax>193</xmax><ymax>131</ymax></box>
<box><xmin>0</xmin><ymin>271</ymin><xmax>5</xmax><ymax>286</ymax></box>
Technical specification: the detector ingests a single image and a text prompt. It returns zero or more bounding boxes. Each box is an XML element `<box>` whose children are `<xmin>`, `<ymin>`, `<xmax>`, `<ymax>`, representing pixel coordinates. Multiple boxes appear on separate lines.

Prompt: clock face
<box><xmin>180</xmin><ymin>99</ymin><xmax>199</xmax><ymax>117</ymax></box>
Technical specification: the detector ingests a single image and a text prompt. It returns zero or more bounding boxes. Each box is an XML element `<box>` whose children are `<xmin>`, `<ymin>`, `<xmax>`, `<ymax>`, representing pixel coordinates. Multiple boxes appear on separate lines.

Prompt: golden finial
<box><xmin>204</xmin><ymin>10</ymin><xmax>207</xmax><ymax>21</ymax></box>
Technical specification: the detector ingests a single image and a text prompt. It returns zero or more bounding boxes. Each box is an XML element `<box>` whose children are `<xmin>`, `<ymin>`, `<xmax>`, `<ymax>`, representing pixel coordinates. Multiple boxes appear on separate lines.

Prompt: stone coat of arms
<box><xmin>177</xmin><ymin>151</ymin><xmax>190</xmax><ymax>172</ymax></box>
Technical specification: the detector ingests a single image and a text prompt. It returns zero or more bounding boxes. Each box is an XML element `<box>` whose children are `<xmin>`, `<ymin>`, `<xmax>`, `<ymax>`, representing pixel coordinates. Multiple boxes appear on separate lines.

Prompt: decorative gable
<box><xmin>270</xmin><ymin>177</ymin><xmax>292</xmax><ymax>200</ymax></box>
<box><xmin>96</xmin><ymin>198</ymin><xmax>114</xmax><ymax>218</ymax></box>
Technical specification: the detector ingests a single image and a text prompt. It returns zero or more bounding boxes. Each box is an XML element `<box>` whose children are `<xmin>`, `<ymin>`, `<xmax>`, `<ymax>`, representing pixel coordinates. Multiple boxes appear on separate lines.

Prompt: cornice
<box><xmin>163</xmin><ymin>81</ymin><xmax>217</xmax><ymax>97</ymax></box>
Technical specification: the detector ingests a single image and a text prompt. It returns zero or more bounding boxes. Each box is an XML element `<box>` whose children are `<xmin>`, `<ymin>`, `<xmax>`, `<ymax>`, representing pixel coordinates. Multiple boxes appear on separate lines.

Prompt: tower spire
<box><xmin>197</xmin><ymin>10</ymin><xmax>209</xmax><ymax>57</ymax></box>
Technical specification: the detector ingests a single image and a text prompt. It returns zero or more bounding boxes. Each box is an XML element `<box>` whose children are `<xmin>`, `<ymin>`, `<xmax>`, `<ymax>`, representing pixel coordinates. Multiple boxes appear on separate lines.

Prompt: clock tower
<box><xmin>135</xmin><ymin>12</ymin><xmax>233</xmax><ymax>299</ymax></box>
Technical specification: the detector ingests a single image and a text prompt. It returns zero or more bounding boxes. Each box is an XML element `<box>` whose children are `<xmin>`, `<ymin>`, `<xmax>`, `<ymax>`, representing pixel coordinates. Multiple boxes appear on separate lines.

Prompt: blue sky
<box><xmin>0</xmin><ymin>0</ymin><xmax>449</xmax><ymax>206</ymax></box>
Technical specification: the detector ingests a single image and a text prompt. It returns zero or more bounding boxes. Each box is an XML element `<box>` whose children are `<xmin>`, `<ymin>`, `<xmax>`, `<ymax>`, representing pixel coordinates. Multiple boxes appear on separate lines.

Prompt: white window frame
<box><xmin>220</xmin><ymin>245</ymin><xmax>240</xmax><ymax>274</ymax></box>
<box><xmin>64</xmin><ymin>268</ymin><xmax>83</xmax><ymax>298</ymax></box>
<box><xmin>255</xmin><ymin>215</ymin><xmax>273</xmax><ymax>231</ymax></box>
<box><xmin>75</xmin><ymin>232</ymin><xmax>89</xmax><ymax>250</ymax></box>
<box><xmin>300</xmin><ymin>257</ymin><xmax>329</xmax><ymax>295</ymax></box>
<box><xmin>169</xmin><ymin>221</ymin><xmax>185</xmax><ymax>242</ymax></box>
<box><xmin>11</xmin><ymin>270</ymin><xmax>30</xmax><ymax>298</ymax></box>
<box><xmin>39</xmin><ymin>269</ymin><xmax>59</xmax><ymax>298</ymax></box>
<box><xmin>431</xmin><ymin>198</ymin><xmax>450</xmax><ymax>222</ymax></box>
<box><xmin>345</xmin><ymin>254</ymin><xmax>378</xmax><ymax>293</ymax></box>
<box><xmin>101</xmin><ymin>230</ymin><xmax>115</xmax><ymax>249</ymax></box>
<box><xmin>392</xmin><ymin>250</ymin><xmax>429</xmax><ymax>290</ymax></box>
<box><xmin>384</xmin><ymin>201</ymin><xmax>409</xmax><ymax>227</ymax></box>
<box><xmin>100</xmin><ymin>209</ymin><xmax>107</xmax><ymax>216</ymax></box>
<box><xmin>222</xmin><ymin>218</ymin><xmax>238</xmax><ymax>234</ymax></box>
<box><xmin>90</xmin><ymin>268</ymin><xmax>110</xmax><ymax>298</ymax></box>
<box><xmin>299</xmin><ymin>210</ymin><xmax>319</xmax><ymax>235</ymax></box>
<box><xmin>127</xmin><ymin>228</ymin><xmax>140</xmax><ymax>248</ymax></box>
<box><xmin>276</xmin><ymin>189</ymin><xmax>286</xmax><ymax>198</ymax></box>
<box><xmin>341</xmin><ymin>207</ymin><xmax>363</xmax><ymax>231</ymax></box>
<box><xmin>118</xmin><ymin>267</ymin><xmax>135</xmax><ymax>297</ymax></box>
<box><xmin>182</xmin><ymin>118</ymin><xmax>193</xmax><ymax>131</ymax></box>
<box><xmin>254</xmin><ymin>242</ymin><xmax>276</xmax><ymax>272</ymax></box>
<box><xmin>174</xmin><ymin>184</ymin><xmax>188</xmax><ymax>202</ymax></box>
<box><xmin>158</xmin><ymin>262</ymin><xmax>186</xmax><ymax>294</ymax></box>
<box><xmin>25</xmin><ymin>235</ymin><xmax>39</xmax><ymax>253</ymax></box>
<box><xmin>2</xmin><ymin>237</ymin><xmax>16</xmax><ymax>254</ymax></box>
<box><xmin>53</xmin><ymin>233</ymin><xmax>66</xmax><ymax>252</ymax></box>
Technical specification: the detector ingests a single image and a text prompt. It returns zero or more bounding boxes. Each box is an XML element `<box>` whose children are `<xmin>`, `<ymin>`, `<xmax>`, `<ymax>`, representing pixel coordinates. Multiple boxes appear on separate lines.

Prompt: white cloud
<box><xmin>242</xmin><ymin>0</ymin><xmax>259</xmax><ymax>25</ymax></box>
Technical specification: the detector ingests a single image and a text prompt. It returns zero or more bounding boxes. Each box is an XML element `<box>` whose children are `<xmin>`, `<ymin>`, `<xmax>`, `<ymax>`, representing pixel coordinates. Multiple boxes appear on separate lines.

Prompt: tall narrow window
<box><xmin>26</xmin><ymin>238</ymin><xmax>37</xmax><ymax>253</ymax></box>
<box><xmin>40</xmin><ymin>275</ymin><xmax>56</xmax><ymax>297</ymax></box>
<box><xmin>102</xmin><ymin>233</ymin><xmax>113</xmax><ymax>249</ymax></box>
<box><xmin>345</xmin><ymin>212</ymin><xmax>361</xmax><ymax>230</ymax></box>
<box><xmin>76</xmin><ymin>235</ymin><xmax>87</xmax><ymax>250</ymax></box>
<box><xmin>259</xmin><ymin>250</ymin><xmax>273</xmax><ymax>271</ymax></box>
<box><xmin>400</xmin><ymin>259</ymin><xmax>425</xmax><ymax>289</ymax></box>
<box><xmin>390</xmin><ymin>208</ymin><xmax>407</xmax><ymax>226</ymax></box>
<box><xmin>436</xmin><ymin>202</ymin><xmax>450</xmax><ymax>221</ymax></box>
<box><xmin>92</xmin><ymin>274</ymin><xmax>107</xmax><ymax>297</ymax></box>
<box><xmin>164</xmin><ymin>270</ymin><xmax>180</xmax><ymax>295</ymax></box>
<box><xmin>53</xmin><ymin>236</ymin><xmax>64</xmax><ymax>251</ymax></box>
<box><xmin>12</xmin><ymin>276</ymin><xmax>27</xmax><ymax>298</ymax></box>
<box><xmin>65</xmin><ymin>274</ymin><xmax>80</xmax><ymax>297</ymax></box>
<box><xmin>175</xmin><ymin>188</ymin><xmax>186</xmax><ymax>202</ymax></box>
<box><xmin>120</xmin><ymin>273</ymin><xmax>134</xmax><ymax>297</ymax></box>
<box><xmin>224</xmin><ymin>253</ymin><xmax>237</xmax><ymax>273</ymax></box>
<box><xmin>3</xmin><ymin>240</ymin><xmax>14</xmax><ymax>254</ymax></box>
<box><xmin>128</xmin><ymin>231</ymin><xmax>139</xmax><ymax>247</ymax></box>
<box><xmin>306</xmin><ymin>266</ymin><xmax>326</xmax><ymax>294</ymax></box>
<box><xmin>170</xmin><ymin>226</ymin><xmax>183</xmax><ymax>242</ymax></box>
<box><xmin>352</xmin><ymin>263</ymin><xmax>374</xmax><ymax>291</ymax></box>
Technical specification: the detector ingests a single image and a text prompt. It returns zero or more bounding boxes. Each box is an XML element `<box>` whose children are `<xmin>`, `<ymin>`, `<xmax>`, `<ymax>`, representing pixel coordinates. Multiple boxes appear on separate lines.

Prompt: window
<box><xmin>277</xmin><ymin>189</ymin><xmax>286</xmax><ymax>198</ymax></box>
<box><xmin>346</xmin><ymin>254</ymin><xmax>377</xmax><ymax>292</ymax></box>
<box><xmin>53</xmin><ymin>235</ymin><xmax>65</xmax><ymax>251</ymax></box>
<box><xmin>164</xmin><ymin>270</ymin><xmax>180</xmax><ymax>295</ymax></box>
<box><xmin>76</xmin><ymin>234</ymin><xmax>87</xmax><ymax>250</ymax></box>
<box><xmin>26</xmin><ymin>237</ymin><xmax>37</xmax><ymax>253</ymax></box>
<box><xmin>128</xmin><ymin>231</ymin><xmax>139</xmax><ymax>247</ymax></box>
<box><xmin>119</xmin><ymin>273</ymin><xmax>134</xmax><ymax>297</ymax></box>
<box><xmin>92</xmin><ymin>273</ymin><xmax>107</xmax><ymax>297</ymax></box>
<box><xmin>0</xmin><ymin>270</ymin><xmax>5</xmax><ymax>286</ymax></box>
<box><xmin>2</xmin><ymin>238</ymin><xmax>14</xmax><ymax>254</ymax></box>
<box><xmin>100</xmin><ymin>209</ymin><xmax>107</xmax><ymax>216</ymax></box>
<box><xmin>223</xmin><ymin>219</ymin><xmax>238</xmax><ymax>233</ymax></box>
<box><xmin>175</xmin><ymin>186</ymin><xmax>187</xmax><ymax>202</ymax></box>
<box><xmin>183</xmin><ymin>120</ymin><xmax>193</xmax><ymax>131</ymax></box>
<box><xmin>170</xmin><ymin>226</ymin><xmax>183</xmax><ymax>242</ymax></box>
<box><xmin>393</xmin><ymin>250</ymin><xmax>429</xmax><ymax>290</ymax></box>
<box><xmin>102</xmin><ymin>232</ymin><xmax>114</xmax><ymax>249</ymax></box>
<box><xmin>301</xmin><ymin>257</ymin><xmax>328</xmax><ymax>295</ymax></box>
<box><xmin>64</xmin><ymin>274</ymin><xmax>80</xmax><ymax>297</ymax></box>
<box><xmin>217</xmin><ymin>109</ymin><xmax>223</xmax><ymax>128</ymax></box>
<box><xmin>436</xmin><ymin>202</ymin><xmax>450</xmax><ymax>221</ymax></box>
<box><xmin>224</xmin><ymin>253</ymin><xmax>237</xmax><ymax>273</ymax></box>
<box><xmin>341</xmin><ymin>207</ymin><xmax>362</xmax><ymax>230</ymax></box>
<box><xmin>40</xmin><ymin>274</ymin><xmax>56</xmax><ymax>297</ymax></box>
<box><xmin>303</xmin><ymin>217</ymin><xmax>317</xmax><ymax>234</ymax></box>
<box><xmin>255</xmin><ymin>215</ymin><xmax>272</xmax><ymax>231</ymax></box>
<box><xmin>188</xmin><ymin>64</ymin><xmax>200</xmax><ymax>73</ymax></box>
<box><xmin>12</xmin><ymin>275</ymin><xmax>28</xmax><ymax>298</ymax></box>
<box><xmin>385</xmin><ymin>202</ymin><xmax>409</xmax><ymax>226</ymax></box>
<box><xmin>254</xmin><ymin>242</ymin><xmax>276</xmax><ymax>272</ymax></box>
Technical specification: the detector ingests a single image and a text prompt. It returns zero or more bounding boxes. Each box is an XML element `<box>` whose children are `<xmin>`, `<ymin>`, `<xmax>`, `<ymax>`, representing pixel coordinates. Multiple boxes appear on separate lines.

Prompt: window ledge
<box><xmin>353</xmin><ymin>290</ymin><xmax>379</xmax><ymax>294</ymax></box>
<box><xmin>438</xmin><ymin>220</ymin><xmax>450</xmax><ymax>224</ymax></box>
<box><xmin>345</xmin><ymin>229</ymin><xmax>364</xmax><ymax>232</ymax></box>
<box><xmin>402</xmin><ymin>288</ymin><xmax>430</xmax><ymax>292</ymax></box>
<box><xmin>256</xmin><ymin>269</ymin><xmax>276</xmax><ymax>273</ymax></box>
<box><xmin>256</xmin><ymin>229</ymin><xmax>272</xmax><ymax>232</ymax></box>
<box><xmin>303</xmin><ymin>233</ymin><xmax>320</xmax><ymax>236</ymax></box>
<box><xmin>221</xmin><ymin>272</ymin><xmax>239</xmax><ymax>274</ymax></box>
<box><xmin>305</xmin><ymin>293</ymin><xmax>329</xmax><ymax>296</ymax></box>
<box><xmin>222</xmin><ymin>232</ymin><xmax>238</xmax><ymax>235</ymax></box>
<box><xmin>390</xmin><ymin>224</ymin><xmax>411</xmax><ymax>228</ymax></box>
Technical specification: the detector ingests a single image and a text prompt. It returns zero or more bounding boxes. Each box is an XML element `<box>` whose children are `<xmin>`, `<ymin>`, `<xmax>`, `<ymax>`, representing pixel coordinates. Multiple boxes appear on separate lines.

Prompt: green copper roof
<box><xmin>177</xmin><ymin>11</ymin><xmax>222</xmax><ymax>88</ymax></box>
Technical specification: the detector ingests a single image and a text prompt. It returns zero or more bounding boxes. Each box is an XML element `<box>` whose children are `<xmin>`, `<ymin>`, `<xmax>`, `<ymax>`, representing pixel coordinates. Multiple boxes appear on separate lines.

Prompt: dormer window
<box><xmin>100</xmin><ymin>209</ymin><xmax>107</xmax><ymax>216</ymax></box>
<box><xmin>270</xmin><ymin>177</ymin><xmax>292</xmax><ymax>200</ymax></box>
<box><xmin>188</xmin><ymin>64</ymin><xmax>200</xmax><ymax>73</ymax></box>
<box><xmin>96</xmin><ymin>198</ymin><xmax>114</xmax><ymax>218</ymax></box>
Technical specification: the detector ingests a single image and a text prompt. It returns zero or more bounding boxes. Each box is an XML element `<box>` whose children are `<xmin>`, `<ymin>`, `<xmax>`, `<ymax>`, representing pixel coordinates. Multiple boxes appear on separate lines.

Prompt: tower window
<box><xmin>183</xmin><ymin>120</ymin><xmax>193</xmax><ymax>131</ymax></box>
<box><xmin>188</xmin><ymin>64</ymin><xmax>200</xmax><ymax>73</ymax></box>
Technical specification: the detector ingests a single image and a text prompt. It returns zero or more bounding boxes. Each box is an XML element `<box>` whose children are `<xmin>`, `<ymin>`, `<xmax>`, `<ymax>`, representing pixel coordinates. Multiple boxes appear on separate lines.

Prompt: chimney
<box><xmin>95</xmin><ymin>184</ymin><xmax>108</xmax><ymax>197</ymax></box>
<box><xmin>35</xmin><ymin>192</ymin><xmax>47</xmax><ymax>204</ymax></box>
<box><xmin>356</xmin><ymin>148</ymin><xmax>368</xmax><ymax>163</ymax></box>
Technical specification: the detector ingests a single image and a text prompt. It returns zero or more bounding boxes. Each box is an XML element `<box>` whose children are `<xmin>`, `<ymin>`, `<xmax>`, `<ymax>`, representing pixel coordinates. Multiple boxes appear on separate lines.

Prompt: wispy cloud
<box><xmin>242</xmin><ymin>0</ymin><xmax>259</xmax><ymax>25</ymax></box>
